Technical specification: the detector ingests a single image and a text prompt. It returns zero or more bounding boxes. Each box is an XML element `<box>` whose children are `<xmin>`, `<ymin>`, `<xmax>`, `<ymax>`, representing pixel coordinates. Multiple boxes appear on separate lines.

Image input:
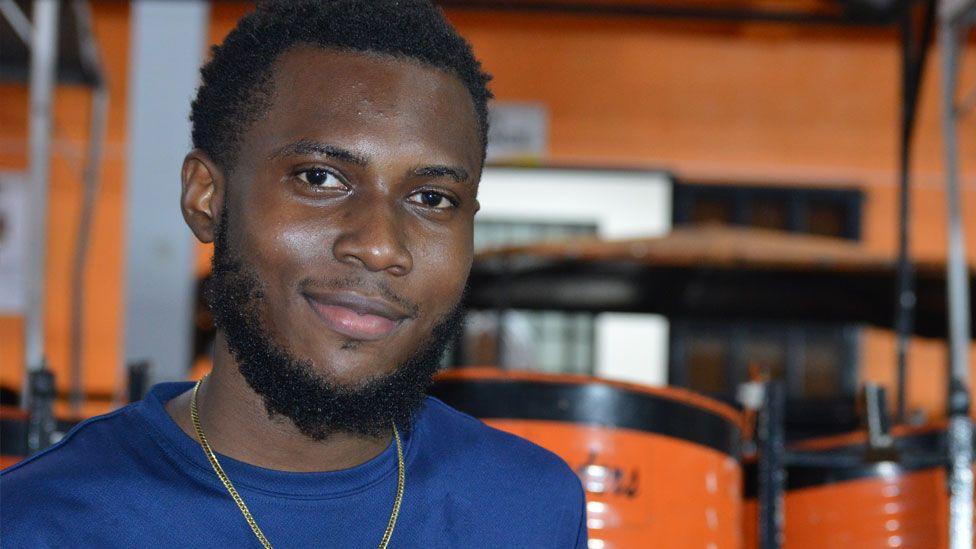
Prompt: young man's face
<box><xmin>205</xmin><ymin>46</ymin><xmax>481</xmax><ymax>387</ymax></box>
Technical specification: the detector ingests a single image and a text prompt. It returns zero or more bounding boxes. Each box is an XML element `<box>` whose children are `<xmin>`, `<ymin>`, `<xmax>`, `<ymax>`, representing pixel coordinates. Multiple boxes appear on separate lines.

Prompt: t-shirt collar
<box><xmin>137</xmin><ymin>381</ymin><xmax>411</xmax><ymax>499</ymax></box>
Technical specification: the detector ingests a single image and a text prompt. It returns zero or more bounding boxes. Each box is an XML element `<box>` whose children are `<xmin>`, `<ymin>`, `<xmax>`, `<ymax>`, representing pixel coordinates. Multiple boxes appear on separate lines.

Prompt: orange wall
<box><xmin>219</xmin><ymin>4</ymin><xmax>975</xmax><ymax>418</ymax></box>
<box><xmin>444</xmin><ymin>10</ymin><xmax>976</xmax><ymax>419</ymax></box>
<box><xmin>2</xmin><ymin>2</ymin><xmax>974</xmax><ymax>420</ymax></box>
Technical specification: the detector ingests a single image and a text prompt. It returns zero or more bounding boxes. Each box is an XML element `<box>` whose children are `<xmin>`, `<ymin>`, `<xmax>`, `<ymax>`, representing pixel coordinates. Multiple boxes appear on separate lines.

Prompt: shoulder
<box><xmin>1</xmin><ymin>403</ymin><xmax>148</xmax><ymax>514</ymax></box>
<box><xmin>416</xmin><ymin>396</ymin><xmax>583</xmax><ymax>496</ymax></box>
<box><xmin>4</xmin><ymin>404</ymin><xmax>139</xmax><ymax>469</ymax></box>
<box><xmin>1</xmin><ymin>383</ymin><xmax>191</xmax><ymax>493</ymax></box>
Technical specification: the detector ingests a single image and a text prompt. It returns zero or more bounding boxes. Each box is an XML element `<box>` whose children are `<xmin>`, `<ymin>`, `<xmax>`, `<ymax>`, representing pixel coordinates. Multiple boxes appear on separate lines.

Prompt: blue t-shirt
<box><xmin>2</xmin><ymin>382</ymin><xmax>586</xmax><ymax>548</ymax></box>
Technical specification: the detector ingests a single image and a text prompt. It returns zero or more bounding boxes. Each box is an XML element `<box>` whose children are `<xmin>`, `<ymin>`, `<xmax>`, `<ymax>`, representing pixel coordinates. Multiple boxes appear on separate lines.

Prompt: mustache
<box><xmin>296</xmin><ymin>276</ymin><xmax>421</xmax><ymax>317</ymax></box>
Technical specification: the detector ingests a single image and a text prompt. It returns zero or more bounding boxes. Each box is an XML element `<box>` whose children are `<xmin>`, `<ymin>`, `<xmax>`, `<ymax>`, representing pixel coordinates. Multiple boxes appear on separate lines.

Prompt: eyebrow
<box><xmin>270</xmin><ymin>138</ymin><xmax>470</xmax><ymax>184</ymax></box>
<box><xmin>268</xmin><ymin>139</ymin><xmax>369</xmax><ymax>167</ymax></box>
<box><xmin>411</xmin><ymin>165</ymin><xmax>470</xmax><ymax>184</ymax></box>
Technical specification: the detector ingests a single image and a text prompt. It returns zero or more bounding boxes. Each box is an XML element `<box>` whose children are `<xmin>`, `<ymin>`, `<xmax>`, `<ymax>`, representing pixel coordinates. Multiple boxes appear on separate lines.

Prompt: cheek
<box><xmin>246</xmin><ymin>222</ymin><xmax>332</xmax><ymax>346</ymax></box>
<box><xmin>411</xmin><ymin>227</ymin><xmax>473</xmax><ymax>305</ymax></box>
<box><xmin>238</xmin><ymin>177</ymin><xmax>323</xmax><ymax>269</ymax></box>
<box><xmin>273</xmin><ymin>218</ymin><xmax>335</xmax><ymax>268</ymax></box>
<box><xmin>232</xmin><ymin>199</ymin><xmax>330</xmax><ymax>319</ymax></box>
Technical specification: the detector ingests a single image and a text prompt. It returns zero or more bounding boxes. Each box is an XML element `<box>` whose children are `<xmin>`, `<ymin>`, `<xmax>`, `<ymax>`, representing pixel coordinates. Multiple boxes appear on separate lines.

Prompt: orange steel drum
<box><xmin>742</xmin><ymin>426</ymin><xmax>961</xmax><ymax>548</ymax></box>
<box><xmin>431</xmin><ymin>368</ymin><xmax>745</xmax><ymax>549</ymax></box>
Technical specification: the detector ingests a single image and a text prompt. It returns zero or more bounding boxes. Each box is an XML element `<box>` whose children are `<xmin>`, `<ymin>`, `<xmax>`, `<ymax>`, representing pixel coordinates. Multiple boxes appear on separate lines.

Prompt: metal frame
<box><xmin>745</xmin><ymin>2</ymin><xmax>973</xmax><ymax>543</ymax></box>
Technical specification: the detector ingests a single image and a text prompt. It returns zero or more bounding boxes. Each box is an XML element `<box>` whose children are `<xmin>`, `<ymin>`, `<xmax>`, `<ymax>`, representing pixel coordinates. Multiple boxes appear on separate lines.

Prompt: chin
<box><xmin>297</xmin><ymin>341</ymin><xmax>412</xmax><ymax>386</ymax></box>
<box><xmin>315</xmin><ymin>315</ymin><xmax>436</xmax><ymax>370</ymax></box>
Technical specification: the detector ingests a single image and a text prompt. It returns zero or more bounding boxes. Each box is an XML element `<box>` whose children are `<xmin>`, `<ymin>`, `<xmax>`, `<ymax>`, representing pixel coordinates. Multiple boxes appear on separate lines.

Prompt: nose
<box><xmin>331</xmin><ymin>195</ymin><xmax>413</xmax><ymax>276</ymax></box>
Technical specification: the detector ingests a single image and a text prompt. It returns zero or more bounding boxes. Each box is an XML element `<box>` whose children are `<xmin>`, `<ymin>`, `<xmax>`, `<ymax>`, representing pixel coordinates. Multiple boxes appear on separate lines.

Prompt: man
<box><xmin>1</xmin><ymin>1</ymin><xmax>586</xmax><ymax>547</ymax></box>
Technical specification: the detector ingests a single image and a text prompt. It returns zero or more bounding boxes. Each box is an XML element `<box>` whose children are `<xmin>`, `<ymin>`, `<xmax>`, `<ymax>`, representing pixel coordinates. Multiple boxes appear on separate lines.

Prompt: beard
<box><xmin>206</xmin><ymin>207</ymin><xmax>465</xmax><ymax>440</ymax></box>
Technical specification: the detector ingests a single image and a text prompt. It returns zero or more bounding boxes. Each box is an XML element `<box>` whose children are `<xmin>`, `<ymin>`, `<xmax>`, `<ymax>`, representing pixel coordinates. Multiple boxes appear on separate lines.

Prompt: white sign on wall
<box><xmin>486</xmin><ymin>101</ymin><xmax>549</xmax><ymax>163</ymax></box>
<box><xmin>0</xmin><ymin>172</ymin><xmax>29</xmax><ymax>314</ymax></box>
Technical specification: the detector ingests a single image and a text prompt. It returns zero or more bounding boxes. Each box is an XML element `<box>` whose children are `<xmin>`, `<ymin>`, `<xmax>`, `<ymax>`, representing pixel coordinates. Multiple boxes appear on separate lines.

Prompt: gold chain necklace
<box><xmin>189</xmin><ymin>379</ymin><xmax>405</xmax><ymax>549</ymax></box>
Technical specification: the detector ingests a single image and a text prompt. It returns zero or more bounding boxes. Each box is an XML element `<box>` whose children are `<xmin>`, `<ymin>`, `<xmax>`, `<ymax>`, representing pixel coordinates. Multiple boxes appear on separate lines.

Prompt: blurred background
<box><xmin>1</xmin><ymin>1</ymin><xmax>975</xmax><ymax>547</ymax></box>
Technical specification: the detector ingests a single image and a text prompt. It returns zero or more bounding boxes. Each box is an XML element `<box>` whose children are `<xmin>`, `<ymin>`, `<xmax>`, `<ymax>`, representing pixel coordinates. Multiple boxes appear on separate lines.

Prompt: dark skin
<box><xmin>166</xmin><ymin>47</ymin><xmax>482</xmax><ymax>472</ymax></box>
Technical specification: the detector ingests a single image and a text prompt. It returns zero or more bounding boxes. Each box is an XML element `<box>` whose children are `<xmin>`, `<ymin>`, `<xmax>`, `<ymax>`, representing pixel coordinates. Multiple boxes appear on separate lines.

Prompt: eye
<box><xmin>296</xmin><ymin>168</ymin><xmax>344</xmax><ymax>190</ymax></box>
<box><xmin>408</xmin><ymin>190</ymin><xmax>457</xmax><ymax>210</ymax></box>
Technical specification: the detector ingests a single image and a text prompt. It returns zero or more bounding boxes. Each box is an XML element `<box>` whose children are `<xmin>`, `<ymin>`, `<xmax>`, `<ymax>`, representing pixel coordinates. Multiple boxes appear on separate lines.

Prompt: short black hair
<box><xmin>190</xmin><ymin>0</ymin><xmax>492</xmax><ymax>172</ymax></box>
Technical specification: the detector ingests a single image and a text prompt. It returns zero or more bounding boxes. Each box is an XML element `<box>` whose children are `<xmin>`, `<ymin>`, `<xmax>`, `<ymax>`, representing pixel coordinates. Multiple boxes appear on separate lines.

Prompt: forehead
<box><xmin>245</xmin><ymin>46</ymin><xmax>481</xmax><ymax>166</ymax></box>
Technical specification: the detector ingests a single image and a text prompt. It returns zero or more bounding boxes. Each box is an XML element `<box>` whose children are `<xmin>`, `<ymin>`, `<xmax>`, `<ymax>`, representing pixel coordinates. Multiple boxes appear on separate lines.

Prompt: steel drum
<box><xmin>431</xmin><ymin>368</ymin><xmax>745</xmax><ymax>548</ymax></box>
<box><xmin>743</xmin><ymin>426</ymin><xmax>959</xmax><ymax>548</ymax></box>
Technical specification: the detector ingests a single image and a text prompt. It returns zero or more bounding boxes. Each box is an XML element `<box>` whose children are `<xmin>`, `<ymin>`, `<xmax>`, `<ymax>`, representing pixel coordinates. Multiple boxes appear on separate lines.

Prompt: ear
<box><xmin>181</xmin><ymin>150</ymin><xmax>225</xmax><ymax>243</ymax></box>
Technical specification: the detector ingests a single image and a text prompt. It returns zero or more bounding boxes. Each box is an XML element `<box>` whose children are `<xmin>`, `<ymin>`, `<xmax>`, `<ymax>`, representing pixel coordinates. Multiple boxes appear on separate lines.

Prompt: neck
<box><xmin>165</xmin><ymin>337</ymin><xmax>392</xmax><ymax>473</ymax></box>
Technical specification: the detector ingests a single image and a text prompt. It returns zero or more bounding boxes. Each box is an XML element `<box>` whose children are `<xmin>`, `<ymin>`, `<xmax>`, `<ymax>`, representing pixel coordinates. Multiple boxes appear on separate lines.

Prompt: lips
<box><xmin>303</xmin><ymin>291</ymin><xmax>411</xmax><ymax>341</ymax></box>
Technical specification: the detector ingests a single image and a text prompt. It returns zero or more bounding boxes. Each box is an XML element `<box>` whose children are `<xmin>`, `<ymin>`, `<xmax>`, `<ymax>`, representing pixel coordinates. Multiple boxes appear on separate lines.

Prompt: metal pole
<box><xmin>23</xmin><ymin>0</ymin><xmax>61</xmax><ymax>408</ymax></box>
<box><xmin>940</xmin><ymin>0</ymin><xmax>974</xmax><ymax>403</ymax></box>
<box><xmin>758</xmin><ymin>382</ymin><xmax>786</xmax><ymax>549</ymax></box>
<box><xmin>894</xmin><ymin>5</ymin><xmax>918</xmax><ymax>425</ymax></box>
<box><xmin>947</xmin><ymin>416</ymin><xmax>974</xmax><ymax>549</ymax></box>
<box><xmin>940</xmin><ymin>2</ymin><xmax>975</xmax><ymax>547</ymax></box>
<box><xmin>126</xmin><ymin>361</ymin><xmax>150</xmax><ymax>403</ymax></box>
<box><xmin>68</xmin><ymin>85</ymin><xmax>107</xmax><ymax>413</ymax></box>
<box><xmin>68</xmin><ymin>0</ymin><xmax>107</xmax><ymax>414</ymax></box>
<box><xmin>894</xmin><ymin>0</ymin><xmax>937</xmax><ymax>424</ymax></box>
<box><xmin>26</xmin><ymin>369</ymin><xmax>56</xmax><ymax>453</ymax></box>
